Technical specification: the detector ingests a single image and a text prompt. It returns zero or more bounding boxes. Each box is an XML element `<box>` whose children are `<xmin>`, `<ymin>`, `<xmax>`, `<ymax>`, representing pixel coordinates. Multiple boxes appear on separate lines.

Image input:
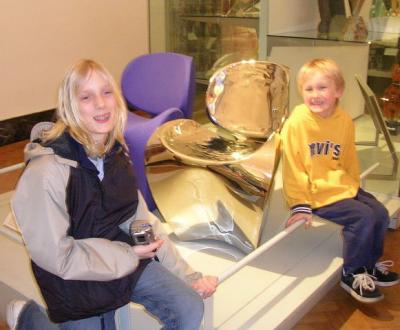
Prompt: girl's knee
<box><xmin>186</xmin><ymin>290</ymin><xmax>204</xmax><ymax>316</ymax></box>
<box><xmin>178</xmin><ymin>291</ymin><xmax>204</xmax><ymax>329</ymax></box>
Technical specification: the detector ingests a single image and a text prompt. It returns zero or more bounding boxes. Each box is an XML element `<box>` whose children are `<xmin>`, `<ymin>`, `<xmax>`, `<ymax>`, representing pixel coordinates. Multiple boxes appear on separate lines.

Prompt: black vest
<box><xmin>31</xmin><ymin>134</ymin><xmax>149</xmax><ymax>323</ymax></box>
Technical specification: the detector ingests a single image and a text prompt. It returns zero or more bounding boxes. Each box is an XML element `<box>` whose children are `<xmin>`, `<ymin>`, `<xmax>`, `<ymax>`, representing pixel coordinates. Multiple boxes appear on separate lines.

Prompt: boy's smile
<box><xmin>301</xmin><ymin>72</ymin><xmax>343</xmax><ymax>118</ymax></box>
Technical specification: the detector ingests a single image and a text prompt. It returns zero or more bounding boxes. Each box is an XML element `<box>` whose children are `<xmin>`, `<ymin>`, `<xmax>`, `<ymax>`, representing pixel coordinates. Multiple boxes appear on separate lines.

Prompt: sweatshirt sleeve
<box><xmin>132</xmin><ymin>192</ymin><xmax>202</xmax><ymax>284</ymax></box>
<box><xmin>11</xmin><ymin>155</ymin><xmax>140</xmax><ymax>281</ymax></box>
<box><xmin>281</xmin><ymin>120</ymin><xmax>313</xmax><ymax>214</ymax></box>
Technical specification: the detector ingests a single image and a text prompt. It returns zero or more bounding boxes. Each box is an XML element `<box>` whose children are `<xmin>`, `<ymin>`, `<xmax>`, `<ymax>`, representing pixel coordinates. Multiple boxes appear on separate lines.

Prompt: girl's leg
<box><xmin>59</xmin><ymin>310</ymin><xmax>116</xmax><ymax>330</ymax></box>
<box><xmin>14</xmin><ymin>300</ymin><xmax>58</xmax><ymax>330</ymax></box>
<box><xmin>130</xmin><ymin>260</ymin><xmax>204</xmax><ymax>330</ymax></box>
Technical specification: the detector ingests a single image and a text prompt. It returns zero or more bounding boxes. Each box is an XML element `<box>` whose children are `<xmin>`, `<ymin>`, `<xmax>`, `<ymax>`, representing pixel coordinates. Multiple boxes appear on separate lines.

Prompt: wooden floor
<box><xmin>0</xmin><ymin>140</ymin><xmax>400</xmax><ymax>329</ymax></box>
<box><xmin>0</xmin><ymin>140</ymin><xmax>25</xmax><ymax>195</ymax></box>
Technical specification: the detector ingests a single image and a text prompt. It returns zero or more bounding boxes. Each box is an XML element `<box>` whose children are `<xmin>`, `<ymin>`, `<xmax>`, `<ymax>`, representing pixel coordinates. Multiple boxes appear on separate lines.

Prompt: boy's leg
<box><xmin>356</xmin><ymin>189</ymin><xmax>399</xmax><ymax>286</ymax></box>
<box><xmin>356</xmin><ymin>189</ymin><xmax>390</xmax><ymax>267</ymax></box>
<box><xmin>313</xmin><ymin>197</ymin><xmax>377</xmax><ymax>273</ymax></box>
<box><xmin>314</xmin><ymin>197</ymin><xmax>385</xmax><ymax>302</ymax></box>
<box><xmin>130</xmin><ymin>260</ymin><xmax>204</xmax><ymax>330</ymax></box>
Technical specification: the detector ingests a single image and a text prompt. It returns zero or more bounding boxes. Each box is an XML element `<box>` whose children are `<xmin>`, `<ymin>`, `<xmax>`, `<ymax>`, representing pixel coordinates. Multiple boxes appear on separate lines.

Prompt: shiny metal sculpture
<box><xmin>145</xmin><ymin>60</ymin><xmax>289</xmax><ymax>254</ymax></box>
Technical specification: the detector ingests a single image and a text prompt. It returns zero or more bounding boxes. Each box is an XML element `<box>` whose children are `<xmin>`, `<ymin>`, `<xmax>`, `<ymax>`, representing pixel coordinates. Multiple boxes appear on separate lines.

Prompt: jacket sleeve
<box><xmin>281</xmin><ymin>121</ymin><xmax>313</xmax><ymax>213</ymax></box>
<box><xmin>132</xmin><ymin>192</ymin><xmax>202</xmax><ymax>284</ymax></box>
<box><xmin>12</xmin><ymin>155</ymin><xmax>140</xmax><ymax>281</ymax></box>
<box><xmin>342</xmin><ymin>119</ymin><xmax>360</xmax><ymax>185</ymax></box>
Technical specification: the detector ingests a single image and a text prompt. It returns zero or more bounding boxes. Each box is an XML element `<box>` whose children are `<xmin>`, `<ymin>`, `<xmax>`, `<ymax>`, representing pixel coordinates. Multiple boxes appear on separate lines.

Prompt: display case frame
<box><xmin>149</xmin><ymin>0</ymin><xmax>267</xmax><ymax>85</ymax></box>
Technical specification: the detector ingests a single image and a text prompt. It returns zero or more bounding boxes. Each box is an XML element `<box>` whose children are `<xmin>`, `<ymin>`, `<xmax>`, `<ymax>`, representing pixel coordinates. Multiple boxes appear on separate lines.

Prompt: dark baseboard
<box><xmin>0</xmin><ymin>109</ymin><xmax>56</xmax><ymax>146</ymax></box>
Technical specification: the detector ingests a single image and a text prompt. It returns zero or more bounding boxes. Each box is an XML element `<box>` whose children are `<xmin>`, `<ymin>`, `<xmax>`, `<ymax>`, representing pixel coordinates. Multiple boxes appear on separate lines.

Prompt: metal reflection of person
<box><xmin>214</xmin><ymin>63</ymin><xmax>272</xmax><ymax>136</ymax></box>
<box><xmin>208</xmin><ymin>62</ymin><xmax>287</xmax><ymax>138</ymax></box>
<box><xmin>267</xmin><ymin>63</ymin><xmax>289</xmax><ymax>131</ymax></box>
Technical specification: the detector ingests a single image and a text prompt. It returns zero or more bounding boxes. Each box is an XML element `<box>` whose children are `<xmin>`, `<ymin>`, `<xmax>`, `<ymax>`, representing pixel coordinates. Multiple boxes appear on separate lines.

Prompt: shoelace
<box><xmin>352</xmin><ymin>272</ymin><xmax>377</xmax><ymax>295</ymax></box>
<box><xmin>375</xmin><ymin>260</ymin><xmax>394</xmax><ymax>275</ymax></box>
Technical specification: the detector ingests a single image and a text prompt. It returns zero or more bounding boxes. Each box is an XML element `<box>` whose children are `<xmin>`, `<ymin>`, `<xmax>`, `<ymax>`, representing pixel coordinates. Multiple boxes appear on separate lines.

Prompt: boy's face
<box><xmin>301</xmin><ymin>72</ymin><xmax>343</xmax><ymax>118</ymax></box>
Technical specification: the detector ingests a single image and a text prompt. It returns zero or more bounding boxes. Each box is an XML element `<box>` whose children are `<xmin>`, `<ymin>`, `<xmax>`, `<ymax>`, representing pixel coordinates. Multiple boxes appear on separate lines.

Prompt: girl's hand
<box><xmin>132</xmin><ymin>239</ymin><xmax>163</xmax><ymax>259</ymax></box>
<box><xmin>191</xmin><ymin>275</ymin><xmax>218</xmax><ymax>299</ymax></box>
<box><xmin>285</xmin><ymin>212</ymin><xmax>313</xmax><ymax>229</ymax></box>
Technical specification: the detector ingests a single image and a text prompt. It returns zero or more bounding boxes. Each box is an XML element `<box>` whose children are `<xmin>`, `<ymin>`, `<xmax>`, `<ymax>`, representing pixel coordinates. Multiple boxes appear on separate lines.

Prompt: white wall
<box><xmin>149</xmin><ymin>0</ymin><xmax>167</xmax><ymax>53</ymax></box>
<box><xmin>268</xmin><ymin>0</ymin><xmax>320</xmax><ymax>34</ymax></box>
<box><xmin>0</xmin><ymin>1</ymin><xmax>149</xmax><ymax>121</ymax></box>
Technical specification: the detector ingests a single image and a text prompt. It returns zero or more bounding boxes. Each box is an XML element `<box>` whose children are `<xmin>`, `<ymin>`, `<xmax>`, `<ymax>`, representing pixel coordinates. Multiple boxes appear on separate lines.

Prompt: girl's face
<box><xmin>301</xmin><ymin>71</ymin><xmax>343</xmax><ymax>118</ymax></box>
<box><xmin>77</xmin><ymin>71</ymin><xmax>117</xmax><ymax>144</ymax></box>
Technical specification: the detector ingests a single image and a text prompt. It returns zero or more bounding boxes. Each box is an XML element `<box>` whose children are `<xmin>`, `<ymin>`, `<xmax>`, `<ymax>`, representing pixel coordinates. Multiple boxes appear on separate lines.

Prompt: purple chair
<box><xmin>122</xmin><ymin>52</ymin><xmax>196</xmax><ymax>210</ymax></box>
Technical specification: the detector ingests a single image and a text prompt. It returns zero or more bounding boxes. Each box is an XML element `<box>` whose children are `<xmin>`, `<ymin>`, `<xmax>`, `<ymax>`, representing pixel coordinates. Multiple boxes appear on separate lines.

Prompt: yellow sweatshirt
<box><xmin>281</xmin><ymin>104</ymin><xmax>360</xmax><ymax>213</ymax></box>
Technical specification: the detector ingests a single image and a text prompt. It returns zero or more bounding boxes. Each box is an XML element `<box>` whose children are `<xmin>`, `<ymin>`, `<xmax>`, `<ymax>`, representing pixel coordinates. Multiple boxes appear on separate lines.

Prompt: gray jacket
<box><xmin>12</xmin><ymin>139</ymin><xmax>198</xmax><ymax>289</ymax></box>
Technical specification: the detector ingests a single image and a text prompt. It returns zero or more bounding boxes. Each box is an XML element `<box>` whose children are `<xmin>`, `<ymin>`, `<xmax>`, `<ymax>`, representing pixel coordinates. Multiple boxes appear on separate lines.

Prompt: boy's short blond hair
<box><xmin>297</xmin><ymin>58</ymin><xmax>345</xmax><ymax>93</ymax></box>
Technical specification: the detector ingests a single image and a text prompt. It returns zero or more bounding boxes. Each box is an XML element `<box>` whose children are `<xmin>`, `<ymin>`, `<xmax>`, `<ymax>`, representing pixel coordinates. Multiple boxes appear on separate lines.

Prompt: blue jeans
<box><xmin>16</xmin><ymin>261</ymin><xmax>203</xmax><ymax>330</ymax></box>
<box><xmin>313</xmin><ymin>188</ymin><xmax>389</xmax><ymax>273</ymax></box>
<box><xmin>131</xmin><ymin>260</ymin><xmax>204</xmax><ymax>330</ymax></box>
<box><xmin>16</xmin><ymin>302</ymin><xmax>116</xmax><ymax>330</ymax></box>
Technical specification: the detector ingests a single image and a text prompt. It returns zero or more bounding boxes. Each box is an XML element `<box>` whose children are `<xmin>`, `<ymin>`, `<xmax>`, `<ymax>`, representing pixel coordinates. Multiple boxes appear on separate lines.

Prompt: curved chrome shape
<box><xmin>206</xmin><ymin>60</ymin><xmax>289</xmax><ymax>138</ymax></box>
<box><xmin>145</xmin><ymin>60</ymin><xmax>289</xmax><ymax>254</ymax></box>
<box><xmin>159</xmin><ymin>120</ymin><xmax>264</xmax><ymax>166</ymax></box>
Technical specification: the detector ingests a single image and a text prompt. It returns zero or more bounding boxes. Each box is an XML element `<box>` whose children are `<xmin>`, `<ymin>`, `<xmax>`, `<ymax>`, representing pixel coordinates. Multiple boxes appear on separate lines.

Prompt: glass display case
<box><xmin>149</xmin><ymin>0</ymin><xmax>266</xmax><ymax>85</ymax></box>
<box><xmin>149</xmin><ymin>1</ymin><xmax>400</xmax><ymax>131</ymax></box>
<box><xmin>264</xmin><ymin>25</ymin><xmax>400</xmax><ymax>135</ymax></box>
<box><xmin>368</xmin><ymin>34</ymin><xmax>400</xmax><ymax>134</ymax></box>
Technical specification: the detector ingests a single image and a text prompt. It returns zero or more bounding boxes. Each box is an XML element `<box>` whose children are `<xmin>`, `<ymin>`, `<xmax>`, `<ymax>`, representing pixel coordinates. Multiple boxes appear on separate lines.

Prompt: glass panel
<box><xmin>165</xmin><ymin>0</ymin><xmax>260</xmax><ymax>83</ymax></box>
<box><xmin>355</xmin><ymin>75</ymin><xmax>399</xmax><ymax>196</ymax></box>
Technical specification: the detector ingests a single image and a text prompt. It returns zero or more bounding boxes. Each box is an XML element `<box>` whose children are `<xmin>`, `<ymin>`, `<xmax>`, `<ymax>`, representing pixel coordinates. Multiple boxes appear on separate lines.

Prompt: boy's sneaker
<box><xmin>370</xmin><ymin>260</ymin><xmax>400</xmax><ymax>287</ymax></box>
<box><xmin>6</xmin><ymin>300</ymin><xmax>26</xmax><ymax>330</ymax></box>
<box><xmin>340</xmin><ymin>268</ymin><xmax>384</xmax><ymax>303</ymax></box>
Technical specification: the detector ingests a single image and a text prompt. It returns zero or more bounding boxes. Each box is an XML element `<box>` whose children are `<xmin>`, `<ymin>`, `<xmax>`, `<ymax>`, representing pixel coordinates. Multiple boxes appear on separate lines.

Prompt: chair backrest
<box><xmin>355</xmin><ymin>74</ymin><xmax>398</xmax><ymax>179</ymax></box>
<box><xmin>121</xmin><ymin>52</ymin><xmax>196</xmax><ymax>118</ymax></box>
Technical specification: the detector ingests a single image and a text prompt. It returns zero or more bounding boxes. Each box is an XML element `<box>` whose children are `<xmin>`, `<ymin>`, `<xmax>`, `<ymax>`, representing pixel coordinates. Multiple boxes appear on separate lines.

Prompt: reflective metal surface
<box><xmin>146</xmin><ymin>60</ymin><xmax>289</xmax><ymax>254</ymax></box>
<box><xmin>159</xmin><ymin>120</ymin><xmax>263</xmax><ymax>166</ymax></box>
<box><xmin>206</xmin><ymin>60</ymin><xmax>289</xmax><ymax>138</ymax></box>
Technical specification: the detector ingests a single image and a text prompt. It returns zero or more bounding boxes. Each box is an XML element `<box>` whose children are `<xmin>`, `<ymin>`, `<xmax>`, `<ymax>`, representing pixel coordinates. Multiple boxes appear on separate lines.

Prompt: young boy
<box><xmin>281</xmin><ymin>58</ymin><xmax>399</xmax><ymax>303</ymax></box>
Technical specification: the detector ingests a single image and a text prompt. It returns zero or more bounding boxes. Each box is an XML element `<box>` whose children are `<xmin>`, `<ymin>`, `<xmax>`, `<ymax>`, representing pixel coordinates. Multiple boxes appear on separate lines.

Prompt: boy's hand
<box><xmin>285</xmin><ymin>213</ymin><xmax>313</xmax><ymax>229</ymax></box>
<box><xmin>191</xmin><ymin>275</ymin><xmax>218</xmax><ymax>299</ymax></box>
<box><xmin>132</xmin><ymin>239</ymin><xmax>163</xmax><ymax>259</ymax></box>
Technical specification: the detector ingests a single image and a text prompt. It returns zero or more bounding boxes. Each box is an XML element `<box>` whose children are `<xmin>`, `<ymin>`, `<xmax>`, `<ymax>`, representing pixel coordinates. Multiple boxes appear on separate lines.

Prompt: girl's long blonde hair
<box><xmin>43</xmin><ymin>59</ymin><xmax>128</xmax><ymax>157</ymax></box>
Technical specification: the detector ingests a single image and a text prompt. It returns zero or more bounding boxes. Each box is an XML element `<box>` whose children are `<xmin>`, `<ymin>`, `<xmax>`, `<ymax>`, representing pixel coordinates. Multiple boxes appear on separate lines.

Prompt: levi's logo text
<box><xmin>308</xmin><ymin>141</ymin><xmax>341</xmax><ymax>160</ymax></box>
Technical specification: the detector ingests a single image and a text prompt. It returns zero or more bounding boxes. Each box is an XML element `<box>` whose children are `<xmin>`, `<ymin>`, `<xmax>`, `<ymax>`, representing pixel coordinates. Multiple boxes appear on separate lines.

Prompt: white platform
<box><xmin>0</xmin><ymin>145</ymin><xmax>398</xmax><ymax>328</ymax></box>
<box><xmin>0</xmin><ymin>213</ymin><xmax>343</xmax><ymax>330</ymax></box>
<box><xmin>0</xmin><ymin>168</ymin><xmax>345</xmax><ymax>329</ymax></box>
